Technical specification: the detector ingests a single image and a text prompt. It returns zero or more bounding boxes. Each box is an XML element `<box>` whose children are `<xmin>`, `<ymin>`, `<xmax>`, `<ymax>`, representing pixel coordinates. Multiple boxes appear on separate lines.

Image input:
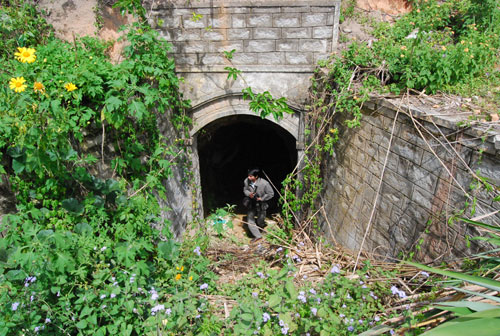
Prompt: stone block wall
<box><xmin>145</xmin><ymin>0</ymin><xmax>340</xmax><ymax>106</ymax></box>
<box><xmin>319</xmin><ymin>98</ymin><xmax>500</xmax><ymax>263</ymax></box>
<box><xmin>148</xmin><ymin>0</ymin><xmax>340</xmax><ymax>72</ymax></box>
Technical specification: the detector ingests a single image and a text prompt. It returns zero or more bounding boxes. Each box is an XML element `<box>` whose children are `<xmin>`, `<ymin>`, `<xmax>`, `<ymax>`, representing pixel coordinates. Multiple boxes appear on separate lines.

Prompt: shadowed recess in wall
<box><xmin>197</xmin><ymin>115</ymin><xmax>297</xmax><ymax>216</ymax></box>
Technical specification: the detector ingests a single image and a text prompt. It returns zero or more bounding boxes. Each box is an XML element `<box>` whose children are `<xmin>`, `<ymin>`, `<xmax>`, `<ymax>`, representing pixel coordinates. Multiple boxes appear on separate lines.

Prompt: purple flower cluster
<box><xmin>34</xmin><ymin>325</ymin><xmax>45</xmax><ymax>333</ymax></box>
<box><xmin>150</xmin><ymin>287</ymin><xmax>159</xmax><ymax>301</ymax></box>
<box><xmin>194</xmin><ymin>246</ymin><xmax>201</xmax><ymax>256</ymax></box>
<box><xmin>11</xmin><ymin>302</ymin><xmax>20</xmax><ymax>311</ymax></box>
<box><xmin>262</xmin><ymin>312</ymin><xmax>270</xmax><ymax>322</ymax></box>
<box><xmin>200</xmin><ymin>283</ymin><xmax>208</xmax><ymax>290</ymax></box>
<box><xmin>151</xmin><ymin>304</ymin><xmax>165</xmax><ymax>315</ymax></box>
<box><xmin>330</xmin><ymin>265</ymin><xmax>341</xmax><ymax>274</ymax></box>
<box><xmin>279</xmin><ymin>319</ymin><xmax>289</xmax><ymax>335</ymax></box>
<box><xmin>24</xmin><ymin>276</ymin><xmax>37</xmax><ymax>287</ymax></box>
<box><xmin>297</xmin><ymin>291</ymin><xmax>307</xmax><ymax>303</ymax></box>
<box><xmin>390</xmin><ymin>286</ymin><xmax>406</xmax><ymax>298</ymax></box>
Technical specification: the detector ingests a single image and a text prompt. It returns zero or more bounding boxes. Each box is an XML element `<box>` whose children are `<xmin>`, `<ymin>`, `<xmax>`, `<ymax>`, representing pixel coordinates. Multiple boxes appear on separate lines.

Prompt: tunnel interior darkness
<box><xmin>196</xmin><ymin>114</ymin><xmax>298</xmax><ymax>216</ymax></box>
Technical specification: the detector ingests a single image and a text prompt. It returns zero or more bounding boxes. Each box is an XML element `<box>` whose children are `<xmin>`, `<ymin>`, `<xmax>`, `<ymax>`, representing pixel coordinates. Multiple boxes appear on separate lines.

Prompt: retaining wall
<box><xmin>319</xmin><ymin>98</ymin><xmax>500</xmax><ymax>263</ymax></box>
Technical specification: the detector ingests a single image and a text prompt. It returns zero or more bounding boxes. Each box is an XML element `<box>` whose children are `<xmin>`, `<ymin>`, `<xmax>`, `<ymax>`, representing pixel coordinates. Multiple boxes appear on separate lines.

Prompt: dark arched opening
<box><xmin>197</xmin><ymin>114</ymin><xmax>298</xmax><ymax>216</ymax></box>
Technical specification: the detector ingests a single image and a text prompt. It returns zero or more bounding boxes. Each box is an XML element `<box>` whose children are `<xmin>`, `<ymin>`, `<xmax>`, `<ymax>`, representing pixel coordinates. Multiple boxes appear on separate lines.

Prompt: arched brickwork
<box><xmin>190</xmin><ymin>94</ymin><xmax>302</xmax><ymax>144</ymax></box>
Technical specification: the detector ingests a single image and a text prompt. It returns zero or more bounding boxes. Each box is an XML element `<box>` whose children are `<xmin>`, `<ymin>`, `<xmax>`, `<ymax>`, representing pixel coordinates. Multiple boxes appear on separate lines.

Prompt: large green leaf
<box><xmin>36</xmin><ymin>230</ymin><xmax>54</xmax><ymax>241</ymax></box>
<box><xmin>432</xmin><ymin>301</ymin><xmax>498</xmax><ymax>316</ymax></box>
<box><xmin>285</xmin><ymin>279</ymin><xmax>297</xmax><ymax>299</ymax></box>
<box><xmin>74</xmin><ymin>223</ymin><xmax>93</xmax><ymax>235</ymax></box>
<box><xmin>240</xmin><ymin>313</ymin><xmax>253</xmax><ymax>322</ymax></box>
<box><xmin>76</xmin><ymin>320</ymin><xmax>88</xmax><ymax>329</ymax></box>
<box><xmin>434</xmin><ymin>301</ymin><xmax>498</xmax><ymax>313</ymax></box>
<box><xmin>128</xmin><ymin>100</ymin><xmax>146</xmax><ymax>120</ymax></box>
<box><xmin>406</xmin><ymin>261</ymin><xmax>500</xmax><ymax>292</ymax></box>
<box><xmin>268</xmin><ymin>294</ymin><xmax>282</xmax><ymax>308</ymax></box>
<box><xmin>433</xmin><ymin>305</ymin><xmax>474</xmax><ymax>316</ymax></box>
<box><xmin>422</xmin><ymin>317</ymin><xmax>500</xmax><ymax>336</ymax></box>
<box><xmin>453</xmin><ymin>308</ymin><xmax>500</xmax><ymax>319</ymax></box>
<box><xmin>62</xmin><ymin>198</ymin><xmax>84</xmax><ymax>215</ymax></box>
<box><xmin>5</xmin><ymin>269</ymin><xmax>27</xmax><ymax>281</ymax></box>
<box><xmin>157</xmin><ymin>240</ymin><xmax>179</xmax><ymax>261</ymax></box>
<box><xmin>105</xmin><ymin>96</ymin><xmax>122</xmax><ymax>112</ymax></box>
<box><xmin>11</xmin><ymin>159</ymin><xmax>25</xmax><ymax>174</ymax></box>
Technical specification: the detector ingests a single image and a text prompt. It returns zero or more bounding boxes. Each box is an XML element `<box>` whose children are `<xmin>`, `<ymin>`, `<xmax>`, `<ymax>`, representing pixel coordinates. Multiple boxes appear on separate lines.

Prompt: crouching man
<box><xmin>243</xmin><ymin>168</ymin><xmax>274</xmax><ymax>242</ymax></box>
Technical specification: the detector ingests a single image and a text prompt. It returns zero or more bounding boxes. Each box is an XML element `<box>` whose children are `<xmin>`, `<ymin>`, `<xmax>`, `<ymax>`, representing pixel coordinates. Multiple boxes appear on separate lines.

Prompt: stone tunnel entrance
<box><xmin>196</xmin><ymin>114</ymin><xmax>298</xmax><ymax>216</ymax></box>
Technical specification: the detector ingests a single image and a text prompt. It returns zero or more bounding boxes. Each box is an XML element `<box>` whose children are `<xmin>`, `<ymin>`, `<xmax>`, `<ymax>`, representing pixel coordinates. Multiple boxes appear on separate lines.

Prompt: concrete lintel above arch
<box><xmin>179</xmin><ymin>72</ymin><xmax>313</xmax><ymax>108</ymax></box>
<box><xmin>190</xmin><ymin>94</ymin><xmax>302</xmax><ymax>144</ymax></box>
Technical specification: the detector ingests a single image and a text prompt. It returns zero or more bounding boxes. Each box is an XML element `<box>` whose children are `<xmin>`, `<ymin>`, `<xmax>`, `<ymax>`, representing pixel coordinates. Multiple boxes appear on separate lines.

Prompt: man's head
<box><xmin>247</xmin><ymin>168</ymin><xmax>260</xmax><ymax>182</ymax></box>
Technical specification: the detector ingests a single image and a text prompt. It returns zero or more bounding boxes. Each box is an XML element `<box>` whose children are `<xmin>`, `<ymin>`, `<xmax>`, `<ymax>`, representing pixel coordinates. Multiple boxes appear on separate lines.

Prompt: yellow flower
<box><xmin>175</xmin><ymin>273</ymin><xmax>181</xmax><ymax>281</ymax></box>
<box><xmin>14</xmin><ymin>47</ymin><xmax>36</xmax><ymax>63</ymax></box>
<box><xmin>189</xmin><ymin>276</ymin><xmax>193</xmax><ymax>281</ymax></box>
<box><xmin>64</xmin><ymin>83</ymin><xmax>77</xmax><ymax>92</ymax></box>
<box><xmin>441</xmin><ymin>46</ymin><xmax>446</xmax><ymax>51</ymax></box>
<box><xmin>400</xmin><ymin>46</ymin><xmax>407</xmax><ymax>51</ymax></box>
<box><xmin>400</xmin><ymin>54</ymin><xmax>405</xmax><ymax>58</ymax></box>
<box><xmin>464</xmin><ymin>48</ymin><xmax>469</xmax><ymax>52</ymax></box>
<box><xmin>33</xmin><ymin>81</ymin><xmax>45</xmax><ymax>93</ymax></box>
<box><xmin>181</xmin><ymin>266</ymin><xmax>184</xmax><ymax>271</ymax></box>
<box><xmin>9</xmin><ymin>77</ymin><xmax>27</xmax><ymax>93</ymax></box>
